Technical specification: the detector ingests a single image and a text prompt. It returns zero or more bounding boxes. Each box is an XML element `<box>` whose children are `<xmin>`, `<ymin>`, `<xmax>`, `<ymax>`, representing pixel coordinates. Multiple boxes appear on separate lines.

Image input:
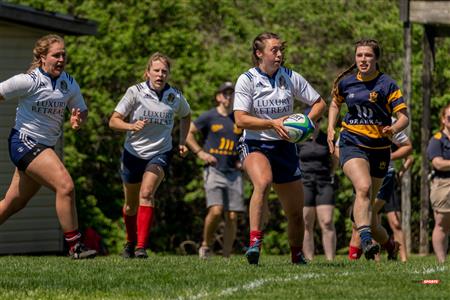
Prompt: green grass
<box><xmin>0</xmin><ymin>254</ymin><xmax>448</xmax><ymax>299</ymax></box>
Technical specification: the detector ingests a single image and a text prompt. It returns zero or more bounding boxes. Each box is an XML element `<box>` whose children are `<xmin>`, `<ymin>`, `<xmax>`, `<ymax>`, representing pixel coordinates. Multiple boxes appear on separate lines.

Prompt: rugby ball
<box><xmin>283</xmin><ymin>113</ymin><xmax>315</xmax><ymax>143</ymax></box>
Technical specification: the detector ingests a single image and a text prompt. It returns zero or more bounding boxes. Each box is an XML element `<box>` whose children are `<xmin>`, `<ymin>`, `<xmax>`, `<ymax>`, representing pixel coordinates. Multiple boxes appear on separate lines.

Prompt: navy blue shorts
<box><xmin>378</xmin><ymin>170</ymin><xmax>401</xmax><ymax>213</ymax></box>
<box><xmin>339</xmin><ymin>138</ymin><xmax>390</xmax><ymax>179</ymax></box>
<box><xmin>8</xmin><ymin>128</ymin><xmax>52</xmax><ymax>171</ymax></box>
<box><xmin>120</xmin><ymin>148</ymin><xmax>172</xmax><ymax>184</ymax></box>
<box><xmin>237</xmin><ymin>139</ymin><xmax>301</xmax><ymax>184</ymax></box>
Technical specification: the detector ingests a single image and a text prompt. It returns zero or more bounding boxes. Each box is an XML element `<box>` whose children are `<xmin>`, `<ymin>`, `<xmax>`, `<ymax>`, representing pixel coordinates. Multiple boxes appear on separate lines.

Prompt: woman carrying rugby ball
<box><xmin>233</xmin><ymin>32</ymin><xmax>326</xmax><ymax>265</ymax></box>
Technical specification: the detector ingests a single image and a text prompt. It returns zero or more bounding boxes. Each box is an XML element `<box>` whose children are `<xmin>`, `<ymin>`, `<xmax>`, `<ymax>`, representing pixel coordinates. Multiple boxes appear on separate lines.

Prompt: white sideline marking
<box><xmin>182</xmin><ymin>273</ymin><xmax>324</xmax><ymax>300</ymax></box>
<box><xmin>410</xmin><ymin>265</ymin><xmax>447</xmax><ymax>274</ymax></box>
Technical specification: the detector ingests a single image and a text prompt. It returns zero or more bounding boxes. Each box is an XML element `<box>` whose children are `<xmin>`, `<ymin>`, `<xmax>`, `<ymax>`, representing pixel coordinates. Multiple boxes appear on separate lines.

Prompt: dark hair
<box><xmin>331</xmin><ymin>39</ymin><xmax>381</xmax><ymax>100</ymax></box>
<box><xmin>252</xmin><ymin>32</ymin><xmax>285</xmax><ymax>66</ymax></box>
<box><xmin>143</xmin><ymin>52</ymin><xmax>171</xmax><ymax>80</ymax></box>
<box><xmin>440</xmin><ymin>103</ymin><xmax>450</xmax><ymax>130</ymax></box>
<box><xmin>28</xmin><ymin>34</ymin><xmax>65</xmax><ymax>73</ymax></box>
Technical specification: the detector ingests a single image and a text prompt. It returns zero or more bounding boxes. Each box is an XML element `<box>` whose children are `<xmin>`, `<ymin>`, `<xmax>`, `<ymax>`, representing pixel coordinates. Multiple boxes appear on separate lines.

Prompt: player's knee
<box><xmin>225</xmin><ymin>211</ymin><xmax>238</xmax><ymax>223</ymax></box>
<box><xmin>57</xmin><ymin>180</ymin><xmax>75</xmax><ymax>198</ymax></box>
<box><xmin>321</xmin><ymin>219</ymin><xmax>335</xmax><ymax>231</ymax></box>
<box><xmin>139</xmin><ymin>192</ymin><xmax>154</xmax><ymax>205</ymax></box>
<box><xmin>209</xmin><ymin>206</ymin><xmax>223</xmax><ymax>218</ymax></box>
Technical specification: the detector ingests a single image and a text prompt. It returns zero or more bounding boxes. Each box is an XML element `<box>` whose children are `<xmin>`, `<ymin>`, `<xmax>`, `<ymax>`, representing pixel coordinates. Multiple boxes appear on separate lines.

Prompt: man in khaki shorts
<box><xmin>187</xmin><ymin>82</ymin><xmax>244</xmax><ymax>258</ymax></box>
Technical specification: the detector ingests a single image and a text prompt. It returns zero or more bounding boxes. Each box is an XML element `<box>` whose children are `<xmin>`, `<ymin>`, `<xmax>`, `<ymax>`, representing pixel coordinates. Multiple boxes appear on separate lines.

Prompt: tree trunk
<box><xmin>419</xmin><ymin>25</ymin><xmax>434</xmax><ymax>255</ymax></box>
<box><xmin>401</xmin><ymin>19</ymin><xmax>412</xmax><ymax>255</ymax></box>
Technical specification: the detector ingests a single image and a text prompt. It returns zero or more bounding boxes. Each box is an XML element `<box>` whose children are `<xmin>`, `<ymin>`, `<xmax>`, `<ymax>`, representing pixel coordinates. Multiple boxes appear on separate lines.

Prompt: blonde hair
<box><xmin>143</xmin><ymin>52</ymin><xmax>171</xmax><ymax>80</ymax></box>
<box><xmin>27</xmin><ymin>34</ymin><xmax>65</xmax><ymax>73</ymax></box>
<box><xmin>331</xmin><ymin>39</ymin><xmax>381</xmax><ymax>100</ymax></box>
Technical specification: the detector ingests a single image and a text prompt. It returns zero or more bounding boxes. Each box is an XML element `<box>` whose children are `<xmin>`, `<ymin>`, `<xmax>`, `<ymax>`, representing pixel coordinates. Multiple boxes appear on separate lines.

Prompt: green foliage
<box><xmin>9</xmin><ymin>0</ymin><xmax>450</xmax><ymax>254</ymax></box>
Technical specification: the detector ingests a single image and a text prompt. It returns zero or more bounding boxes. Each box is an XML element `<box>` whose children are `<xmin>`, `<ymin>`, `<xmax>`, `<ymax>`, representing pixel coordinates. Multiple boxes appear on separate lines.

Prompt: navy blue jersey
<box><xmin>297</xmin><ymin>130</ymin><xmax>332</xmax><ymax>180</ymax></box>
<box><xmin>194</xmin><ymin>108</ymin><xmax>242</xmax><ymax>172</ymax></box>
<box><xmin>427</xmin><ymin>131</ymin><xmax>450</xmax><ymax>178</ymax></box>
<box><xmin>335</xmin><ymin>71</ymin><xmax>407</xmax><ymax>149</ymax></box>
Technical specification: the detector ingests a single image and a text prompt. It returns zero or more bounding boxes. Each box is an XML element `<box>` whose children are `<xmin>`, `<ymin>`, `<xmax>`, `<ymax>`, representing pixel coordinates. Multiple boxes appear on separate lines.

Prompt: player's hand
<box><xmin>327</xmin><ymin>127</ymin><xmax>335</xmax><ymax>154</ymax></box>
<box><xmin>382</xmin><ymin>126</ymin><xmax>395</xmax><ymax>140</ymax></box>
<box><xmin>179</xmin><ymin>144</ymin><xmax>189</xmax><ymax>157</ymax></box>
<box><xmin>70</xmin><ymin>108</ymin><xmax>82</xmax><ymax>130</ymax></box>
<box><xmin>272</xmin><ymin>116</ymin><xmax>290</xmax><ymax>140</ymax></box>
<box><xmin>130</xmin><ymin>120</ymin><xmax>147</xmax><ymax>132</ymax></box>
<box><xmin>198</xmin><ymin>151</ymin><xmax>217</xmax><ymax>166</ymax></box>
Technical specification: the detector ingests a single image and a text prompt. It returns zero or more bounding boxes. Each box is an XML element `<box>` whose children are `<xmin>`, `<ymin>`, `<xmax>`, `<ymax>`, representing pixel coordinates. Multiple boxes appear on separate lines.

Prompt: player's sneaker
<box><xmin>135</xmin><ymin>247</ymin><xmax>148</xmax><ymax>259</ymax></box>
<box><xmin>292</xmin><ymin>250</ymin><xmax>308</xmax><ymax>265</ymax></box>
<box><xmin>122</xmin><ymin>242</ymin><xmax>136</xmax><ymax>259</ymax></box>
<box><xmin>245</xmin><ymin>245</ymin><xmax>260</xmax><ymax>265</ymax></box>
<box><xmin>387</xmin><ymin>241</ymin><xmax>400</xmax><ymax>261</ymax></box>
<box><xmin>198</xmin><ymin>246</ymin><xmax>211</xmax><ymax>259</ymax></box>
<box><xmin>69</xmin><ymin>242</ymin><xmax>97</xmax><ymax>259</ymax></box>
<box><xmin>362</xmin><ymin>241</ymin><xmax>380</xmax><ymax>260</ymax></box>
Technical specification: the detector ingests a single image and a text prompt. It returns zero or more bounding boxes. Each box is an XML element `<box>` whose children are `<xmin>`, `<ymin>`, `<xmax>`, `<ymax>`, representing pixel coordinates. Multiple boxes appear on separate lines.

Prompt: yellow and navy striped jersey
<box><xmin>334</xmin><ymin>71</ymin><xmax>406</xmax><ymax>149</ymax></box>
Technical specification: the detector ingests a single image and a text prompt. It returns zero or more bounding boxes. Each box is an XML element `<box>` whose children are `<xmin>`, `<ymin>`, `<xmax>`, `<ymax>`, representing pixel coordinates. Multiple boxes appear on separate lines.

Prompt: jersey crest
<box><xmin>369</xmin><ymin>91</ymin><xmax>378</xmax><ymax>103</ymax></box>
<box><xmin>211</xmin><ymin>124</ymin><xmax>224</xmax><ymax>132</ymax></box>
<box><xmin>60</xmin><ymin>80</ymin><xmax>69</xmax><ymax>94</ymax></box>
<box><xmin>167</xmin><ymin>92</ymin><xmax>175</xmax><ymax>104</ymax></box>
<box><xmin>278</xmin><ymin>75</ymin><xmax>287</xmax><ymax>90</ymax></box>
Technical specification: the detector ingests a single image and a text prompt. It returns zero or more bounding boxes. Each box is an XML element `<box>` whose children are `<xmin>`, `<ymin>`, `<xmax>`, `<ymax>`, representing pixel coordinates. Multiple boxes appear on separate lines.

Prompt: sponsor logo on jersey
<box><xmin>349</xmin><ymin>93</ymin><xmax>355</xmax><ymax>98</ymax></box>
<box><xmin>38</xmin><ymin>82</ymin><xmax>46</xmax><ymax>89</ymax></box>
<box><xmin>211</xmin><ymin>124</ymin><xmax>224</xmax><ymax>132</ymax></box>
<box><xmin>167</xmin><ymin>93</ymin><xmax>175</xmax><ymax>104</ymax></box>
<box><xmin>294</xmin><ymin>167</ymin><xmax>301</xmax><ymax>176</ymax></box>
<box><xmin>60</xmin><ymin>80</ymin><xmax>69</xmax><ymax>94</ymax></box>
<box><xmin>143</xmin><ymin>93</ymin><xmax>152</xmax><ymax>98</ymax></box>
<box><xmin>369</xmin><ymin>91</ymin><xmax>378</xmax><ymax>103</ymax></box>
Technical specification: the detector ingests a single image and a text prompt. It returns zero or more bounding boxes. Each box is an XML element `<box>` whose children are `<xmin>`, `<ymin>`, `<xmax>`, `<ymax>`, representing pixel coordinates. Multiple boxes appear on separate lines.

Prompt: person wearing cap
<box><xmin>187</xmin><ymin>81</ymin><xmax>244</xmax><ymax>259</ymax></box>
<box><xmin>297</xmin><ymin>108</ymin><xmax>338</xmax><ymax>261</ymax></box>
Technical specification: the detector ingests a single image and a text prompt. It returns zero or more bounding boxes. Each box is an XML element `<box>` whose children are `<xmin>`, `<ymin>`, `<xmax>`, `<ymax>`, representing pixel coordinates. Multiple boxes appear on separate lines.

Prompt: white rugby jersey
<box><xmin>0</xmin><ymin>68</ymin><xmax>87</xmax><ymax>146</ymax></box>
<box><xmin>115</xmin><ymin>81</ymin><xmax>191</xmax><ymax>159</ymax></box>
<box><xmin>233</xmin><ymin>66</ymin><xmax>320</xmax><ymax>141</ymax></box>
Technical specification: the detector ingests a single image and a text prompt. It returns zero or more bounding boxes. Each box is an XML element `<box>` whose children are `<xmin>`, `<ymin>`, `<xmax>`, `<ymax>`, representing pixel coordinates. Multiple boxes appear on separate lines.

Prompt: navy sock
<box><xmin>357</xmin><ymin>225</ymin><xmax>372</xmax><ymax>247</ymax></box>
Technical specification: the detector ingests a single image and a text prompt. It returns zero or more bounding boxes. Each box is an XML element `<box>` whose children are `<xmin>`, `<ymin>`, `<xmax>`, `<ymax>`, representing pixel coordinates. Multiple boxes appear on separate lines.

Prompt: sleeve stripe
<box><xmin>387</xmin><ymin>89</ymin><xmax>402</xmax><ymax>103</ymax></box>
<box><xmin>244</xmin><ymin>72</ymin><xmax>253</xmax><ymax>80</ymax></box>
<box><xmin>393</xmin><ymin>103</ymin><xmax>407</xmax><ymax>113</ymax></box>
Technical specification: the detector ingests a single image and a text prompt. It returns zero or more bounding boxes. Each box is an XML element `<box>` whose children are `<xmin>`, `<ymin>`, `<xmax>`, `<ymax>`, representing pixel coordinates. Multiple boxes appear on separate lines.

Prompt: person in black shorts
<box><xmin>298</xmin><ymin>112</ymin><xmax>337</xmax><ymax>261</ymax></box>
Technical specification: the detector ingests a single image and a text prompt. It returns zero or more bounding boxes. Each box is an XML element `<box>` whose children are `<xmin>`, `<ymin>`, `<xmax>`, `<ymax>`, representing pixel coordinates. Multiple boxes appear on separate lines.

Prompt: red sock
<box><xmin>123</xmin><ymin>209</ymin><xmax>137</xmax><ymax>243</ymax></box>
<box><xmin>290</xmin><ymin>246</ymin><xmax>303</xmax><ymax>263</ymax></box>
<box><xmin>348</xmin><ymin>245</ymin><xmax>362</xmax><ymax>260</ymax></box>
<box><xmin>137</xmin><ymin>206</ymin><xmax>154</xmax><ymax>249</ymax></box>
<box><xmin>382</xmin><ymin>236</ymin><xmax>395</xmax><ymax>252</ymax></box>
<box><xmin>249</xmin><ymin>230</ymin><xmax>263</xmax><ymax>248</ymax></box>
<box><xmin>64</xmin><ymin>230</ymin><xmax>81</xmax><ymax>251</ymax></box>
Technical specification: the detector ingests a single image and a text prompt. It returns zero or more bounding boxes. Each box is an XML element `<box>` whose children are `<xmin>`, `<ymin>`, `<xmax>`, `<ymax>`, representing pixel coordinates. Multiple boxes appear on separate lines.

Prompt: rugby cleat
<box><xmin>292</xmin><ymin>251</ymin><xmax>308</xmax><ymax>265</ymax></box>
<box><xmin>245</xmin><ymin>245</ymin><xmax>260</xmax><ymax>265</ymax></box>
<box><xmin>362</xmin><ymin>241</ymin><xmax>380</xmax><ymax>260</ymax></box>
<box><xmin>134</xmin><ymin>247</ymin><xmax>148</xmax><ymax>259</ymax></box>
<box><xmin>122</xmin><ymin>242</ymin><xmax>136</xmax><ymax>259</ymax></box>
<box><xmin>69</xmin><ymin>242</ymin><xmax>97</xmax><ymax>259</ymax></box>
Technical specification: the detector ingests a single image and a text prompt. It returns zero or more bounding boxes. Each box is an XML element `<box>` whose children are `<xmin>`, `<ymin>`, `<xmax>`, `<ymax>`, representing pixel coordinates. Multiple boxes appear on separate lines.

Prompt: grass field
<box><xmin>0</xmin><ymin>254</ymin><xmax>448</xmax><ymax>299</ymax></box>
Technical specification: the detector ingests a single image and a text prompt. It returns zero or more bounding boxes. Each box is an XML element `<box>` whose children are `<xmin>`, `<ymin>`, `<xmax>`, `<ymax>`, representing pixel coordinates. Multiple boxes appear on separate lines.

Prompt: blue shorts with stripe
<box><xmin>237</xmin><ymin>138</ymin><xmax>301</xmax><ymax>184</ymax></box>
<box><xmin>120</xmin><ymin>148</ymin><xmax>172</xmax><ymax>184</ymax></box>
<box><xmin>338</xmin><ymin>134</ymin><xmax>390</xmax><ymax>179</ymax></box>
<box><xmin>8</xmin><ymin>128</ymin><xmax>52</xmax><ymax>171</ymax></box>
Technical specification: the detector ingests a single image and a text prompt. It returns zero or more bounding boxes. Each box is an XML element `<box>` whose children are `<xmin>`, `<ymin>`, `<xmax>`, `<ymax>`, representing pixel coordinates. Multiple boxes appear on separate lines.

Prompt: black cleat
<box><xmin>292</xmin><ymin>251</ymin><xmax>308</xmax><ymax>265</ymax></box>
<box><xmin>362</xmin><ymin>242</ymin><xmax>380</xmax><ymax>260</ymax></box>
<box><xmin>122</xmin><ymin>242</ymin><xmax>136</xmax><ymax>259</ymax></box>
<box><xmin>387</xmin><ymin>241</ymin><xmax>400</xmax><ymax>261</ymax></box>
<box><xmin>69</xmin><ymin>242</ymin><xmax>97</xmax><ymax>259</ymax></box>
<box><xmin>135</xmin><ymin>247</ymin><xmax>148</xmax><ymax>259</ymax></box>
